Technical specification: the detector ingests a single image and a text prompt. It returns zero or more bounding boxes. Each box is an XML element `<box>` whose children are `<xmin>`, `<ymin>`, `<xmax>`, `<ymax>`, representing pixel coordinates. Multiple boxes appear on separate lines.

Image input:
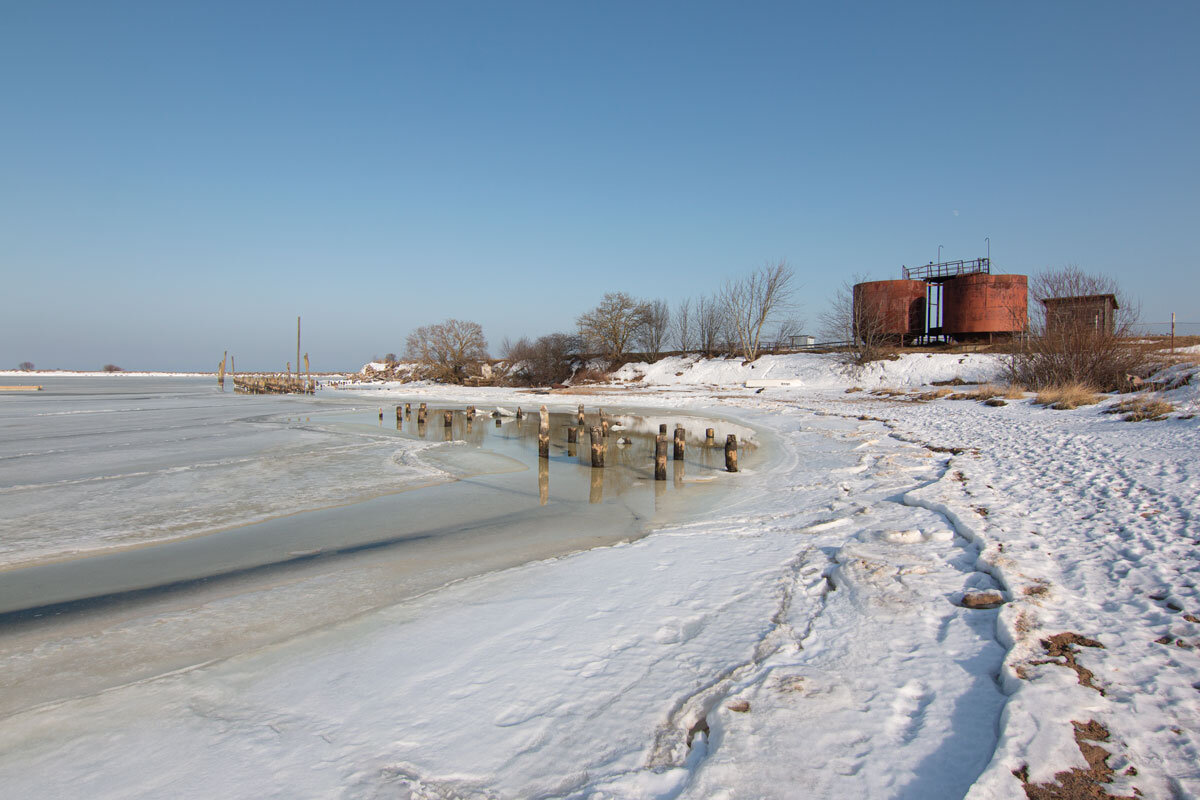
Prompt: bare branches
<box><xmin>720</xmin><ymin>261</ymin><xmax>796</xmax><ymax>361</ymax></box>
<box><xmin>673</xmin><ymin>298</ymin><xmax>694</xmax><ymax>353</ymax></box>
<box><xmin>405</xmin><ymin>318</ymin><xmax>489</xmax><ymax>383</ymax></box>
<box><xmin>1006</xmin><ymin>265</ymin><xmax>1149</xmax><ymax>390</ymax></box>
<box><xmin>819</xmin><ymin>274</ymin><xmax>891</xmax><ymax>365</ymax></box>
<box><xmin>637</xmin><ymin>300</ymin><xmax>670</xmax><ymax>360</ymax></box>
<box><xmin>576</xmin><ymin>292</ymin><xmax>651</xmax><ymax>361</ymax></box>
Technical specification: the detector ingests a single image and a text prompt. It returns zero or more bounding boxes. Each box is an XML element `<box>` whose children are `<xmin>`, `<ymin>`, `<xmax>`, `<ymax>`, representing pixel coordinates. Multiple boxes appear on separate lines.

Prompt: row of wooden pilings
<box><xmin>232</xmin><ymin>375</ymin><xmax>317</xmax><ymax>395</ymax></box>
<box><xmin>384</xmin><ymin>402</ymin><xmax>739</xmax><ymax>474</ymax></box>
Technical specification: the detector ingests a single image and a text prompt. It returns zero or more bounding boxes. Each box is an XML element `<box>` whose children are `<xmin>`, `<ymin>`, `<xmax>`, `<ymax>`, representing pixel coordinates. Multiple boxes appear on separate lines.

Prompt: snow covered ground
<box><xmin>2</xmin><ymin>353</ymin><xmax>1197</xmax><ymax>798</ymax></box>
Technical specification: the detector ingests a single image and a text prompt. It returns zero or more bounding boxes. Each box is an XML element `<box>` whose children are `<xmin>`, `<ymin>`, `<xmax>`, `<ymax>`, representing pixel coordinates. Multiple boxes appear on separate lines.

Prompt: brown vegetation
<box><xmin>1103</xmin><ymin>396</ymin><xmax>1176</xmax><ymax>422</ymax></box>
<box><xmin>1034</xmin><ymin>383</ymin><xmax>1103</xmax><ymax>410</ymax></box>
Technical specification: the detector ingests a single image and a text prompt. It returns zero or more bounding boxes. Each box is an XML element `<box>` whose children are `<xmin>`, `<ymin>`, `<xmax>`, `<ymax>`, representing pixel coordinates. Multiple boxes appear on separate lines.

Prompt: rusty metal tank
<box><xmin>852</xmin><ymin>280</ymin><xmax>927</xmax><ymax>339</ymax></box>
<box><xmin>943</xmin><ymin>273</ymin><xmax>1028</xmax><ymax>337</ymax></box>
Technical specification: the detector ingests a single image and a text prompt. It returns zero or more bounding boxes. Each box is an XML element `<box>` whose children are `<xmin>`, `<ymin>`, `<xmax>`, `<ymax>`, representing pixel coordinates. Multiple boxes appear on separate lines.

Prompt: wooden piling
<box><xmin>655</xmin><ymin>435</ymin><xmax>667</xmax><ymax>481</ymax></box>
<box><xmin>538</xmin><ymin>405</ymin><xmax>550</xmax><ymax>459</ymax></box>
<box><xmin>466</xmin><ymin>405</ymin><xmax>475</xmax><ymax>422</ymax></box>
<box><xmin>443</xmin><ymin>410</ymin><xmax>453</xmax><ymax>427</ymax></box>
<box><xmin>516</xmin><ymin>407</ymin><xmax>524</xmax><ymax>420</ymax></box>
<box><xmin>396</xmin><ymin>406</ymin><xmax>403</xmax><ymax>421</ymax></box>
<box><xmin>599</xmin><ymin>409</ymin><xmax>609</xmax><ymax>437</ymax></box>
<box><xmin>590</xmin><ymin>426</ymin><xmax>605</xmax><ymax>468</ymax></box>
<box><xmin>378</xmin><ymin>407</ymin><xmax>384</xmax><ymax>420</ymax></box>
<box><xmin>418</xmin><ymin>403</ymin><xmax>427</xmax><ymax>424</ymax></box>
<box><xmin>577</xmin><ymin>404</ymin><xmax>585</xmax><ymax>428</ymax></box>
<box><xmin>706</xmin><ymin>427</ymin><xmax>715</xmax><ymax>444</ymax></box>
<box><xmin>725</xmin><ymin>434</ymin><xmax>739</xmax><ymax>472</ymax></box>
<box><xmin>495</xmin><ymin>417</ymin><xmax>502</xmax><ymax>427</ymax></box>
<box><xmin>674</xmin><ymin>425</ymin><xmax>685</xmax><ymax>460</ymax></box>
<box><xmin>405</xmin><ymin>403</ymin><xmax>411</xmax><ymax>418</ymax></box>
<box><xmin>567</xmin><ymin>426</ymin><xmax>578</xmax><ymax>444</ymax></box>
<box><xmin>659</xmin><ymin>423</ymin><xmax>668</xmax><ymax>435</ymax></box>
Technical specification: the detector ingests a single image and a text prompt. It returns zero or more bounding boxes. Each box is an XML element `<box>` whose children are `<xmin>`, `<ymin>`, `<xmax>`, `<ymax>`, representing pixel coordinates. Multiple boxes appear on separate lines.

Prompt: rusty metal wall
<box><xmin>943</xmin><ymin>273</ymin><xmax>1028</xmax><ymax>336</ymax></box>
<box><xmin>852</xmin><ymin>280</ymin><xmax>927</xmax><ymax>337</ymax></box>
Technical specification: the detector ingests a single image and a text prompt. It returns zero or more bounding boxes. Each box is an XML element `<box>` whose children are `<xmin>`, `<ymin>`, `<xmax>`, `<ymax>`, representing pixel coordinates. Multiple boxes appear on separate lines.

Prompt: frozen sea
<box><xmin>0</xmin><ymin>376</ymin><xmax>758</xmax><ymax>717</ymax></box>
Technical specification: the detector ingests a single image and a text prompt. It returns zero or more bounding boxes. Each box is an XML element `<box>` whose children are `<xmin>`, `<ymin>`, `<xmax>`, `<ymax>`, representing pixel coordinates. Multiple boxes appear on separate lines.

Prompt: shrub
<box><xmin>102</xmin><ymin>364</ymin><xmax>122</xmax><ymax>372</ymax></box>
<box><xmin>1003</xmin><ymin>266</ymin><xmax>1156</xmax><ymax>391</ymax></box>
<box><xmin>18</xmin><ymin>361</ymin><xmax>34</xmax><ymax>371</ymax></box>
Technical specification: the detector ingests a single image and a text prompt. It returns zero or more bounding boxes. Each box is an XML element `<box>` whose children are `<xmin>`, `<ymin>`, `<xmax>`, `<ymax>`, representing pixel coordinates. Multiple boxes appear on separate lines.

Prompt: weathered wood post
<box><xmin>495</xmin><ymin>417</ymin><xmax>502</xmax><ymax>427</ymax></box>
<box><xmin>396</xmin><ymin>406</ymin><xmax>403</xmax><ymax>421</ymax></box>
<box><xmin>516</xmin><ymin>407</ymin><xmax>524</xmax><ymax>420</ymax></box>
<box><xmin>599</xmin><ymin>409</ymin><xmax>609</xmax><ymax>437</ymax></box>
<box><xmin>567</xmin><ymin>426</ymin><xmax>578</xmax><ymax>444</ymax></box>
<box><xmin>466</xmin><ymin>405</ymin><xmax>475</xmax><ymax>422</ymax></box>
<box><xmin>674</xmin><ymin>425</ymin><xmax>685</xmax><ymax>460</ymax></box>
<box><xmin>725</xmin><ymin>434</ymin><xmax>739</xmax><ymax>472</ymax></box>
<box><xmin>659</xmin><ymin>423</ymin><xmax>668</xmax><ymax>435</ymax></box>
<box><xmin>418</xmin><ymin>403</ymin><xmax>427</xmax><ymax>424</ymax></box>
<box><xmin>405</xmin><ymin>403</ymin><xmax>411</xmax><ymax>419</ymax></box>
<box><xmin>706</xmin><ymin>427</ymin><xmax>715</xmax><ymax>445</ymax></box>
<box><xmin>378</xmin><ymin>407</ymin><xmax>384</xmax><ymax>420</ymax></box>
<box><xmin>443</xmin><ymin>410</ymin><xmax>453</xmax><ymax>427</ymax></box>
<box><xmin>655</xmin><ymin>434</ymin><xmax>667</xmax><ymax>481</ymax></box>
<box><xmin>590</xmin><ymin>426</ymin><xmax>605</xmax><ymax>468</ymax></box>
<box><xmin>577</xmin><ymin>404</ymin><xmax>585</xmax><ymax>428</ymax></box>
<box><xmin>538</xmin><ymin>405</ymin><xmax>550</xmax><ymax>459</ymax></box>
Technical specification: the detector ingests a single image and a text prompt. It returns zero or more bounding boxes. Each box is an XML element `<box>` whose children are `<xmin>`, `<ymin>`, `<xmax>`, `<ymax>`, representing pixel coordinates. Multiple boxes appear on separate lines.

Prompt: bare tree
<box><xmin>695</xmin><ymin>293</ymin><xmax>726</xmax><ymax>357</ymax></box>
<box><xmin>637</xmin><ymin>299</ymin><xmax>671</xmax><ymax>360</ymax></box>
<box><xmin>819</xmin><ymin>275</ymin><xmax>891</xmax><ymax>365</ymax></box>
<box><xmin>576</xmin><ymin>292</ymin><xmax>650</xmax><ymax>361</ymax></box>
<box><xmin>405</xmin><ymin>319</ymin><xmax>489</xmax><ymax>383</ymax></box>
<box><xmin>1005</xmin><ymin>265</ymin><xmax>1148</xmax><ymax>390</ymax></box>
<box><xmin>18</xmin><ymin>361</ymin><xmax>35</xmax><ymax>371</ymax></box>
<box><xmin>504</xmin><ymin>332</ymin><xmax>582</xmax><ymax>386</ymax></box>
<box><xmin>102</xmin><ymin>364</ymin><xmax>123</xmax><ymax>372</ymax></box>
<box><xmin>721</xmin><ymin>261</ymin><xmax>797</xmax><ymax>361</ymax></box>
<box><xmin>771</xmin><ymin>318</ymin><xmax>805</xmax><ymax>350</ymax></box>
<box><xmin>673</xmin><ymin>298</ymin><xmax>694</xmax><ymax>353</ymax></box>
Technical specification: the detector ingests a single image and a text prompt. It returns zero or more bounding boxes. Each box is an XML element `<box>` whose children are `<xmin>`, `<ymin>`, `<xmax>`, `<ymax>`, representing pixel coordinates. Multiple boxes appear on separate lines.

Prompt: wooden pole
<box><xmin>674</xmin><ymin>425</ymin><xmax>685</xmax><ymax>460</ymax></box>
<box><xmin>590</xmin><ymin>426</ymin><xmax>605</xmax><ymax>468</ymax></box>
<box><xmin>725</xmin><ymin>434</ymin><xmax>739</xmax><ymax>472</ymax></box>
<box><xmin>495</xmin><ymin>417</ymin><xmax>502</xmax><ymax>427</ymax></box>
<box><xmin>659</xmin><ymin>423</ymin><xmax>668</xmax><ymax>435</ymax></box>
<box><xmin>443</xmin><ymin>410</ymin><xmax>453</xmax><ymax>427</ymax></box>
<box><xmin>378</xmin><ymin>407</ymin><xmax>384</xmax><ymax>420</ymax></box>
<box><xmin>654</xmin><ymin>434</ymin><xmax>667</xmax><ymax>480</ymax></box>
<box><xmin>599</xmin><ymin>408</ymin><xmax>609</xmax><ymax>437</ymax></box>
<box><xmin>706</xmin><ymin>427</ymin><xmax>715</xmax><ymax>444</ymax></box>
<box><xmin>396</xmin><ymin>405</ymin><xmax>402</xmax><ymax>421</ymax></box>
<box><xmin>516</xmin><ymin>407</ymin><xmax>524</xmax><ymax>420</ymax></box>
<box><xmin>567</xmin><ymin>426</ymin><xmax>578</xmax><ymax>444</ymax></box>
<box><xmin>405</xmin><ymin>403</ymin><xmax>411</xmax><ymax>418</ymax></box>
<box><xmin>538</xmin><ymin>405</ymin><xmax>550</xmax><ymax>459</ymax></box>
<box><xmin>296</xmin><ymin>316</ymin><xmax>301</xmax><ymax>385</ymax></box>
<box><xmin>466</xmin><ymin>405</ymin><xmax>475</xmax><ymax>422</ymax></box>
<box><xmin>418</xmin><ymin>403</ymin><xmax>427</xmax><ymax>424</ymax></box>
<box><xmin>577</xmin><ymin>404</ymin><xmax>585</xmax><ymax>428</ymax></box>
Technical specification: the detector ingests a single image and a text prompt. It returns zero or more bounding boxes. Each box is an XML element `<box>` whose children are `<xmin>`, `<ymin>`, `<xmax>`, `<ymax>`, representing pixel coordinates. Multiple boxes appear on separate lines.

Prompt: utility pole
<box><xmin>296</xmin><ymin>316</ymin><xmax>301</xmax><ymax>382</ymax></box>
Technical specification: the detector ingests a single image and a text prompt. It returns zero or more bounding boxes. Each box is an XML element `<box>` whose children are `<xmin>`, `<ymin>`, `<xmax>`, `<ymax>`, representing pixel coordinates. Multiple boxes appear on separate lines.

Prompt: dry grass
<box><xmin>1034</xmin><ymin>382</ymin><xmax>1103</xmax><ymax>410</ymax></box>
<box><xmin>1001</xmin><ymin>383</ymin><xmax>1027</xmax><ymax>399</ymax></box>
<box><xmin>1104</xmin><ymin>396</ymin><xmax>1176</xmax><ymax>422</ymax></box>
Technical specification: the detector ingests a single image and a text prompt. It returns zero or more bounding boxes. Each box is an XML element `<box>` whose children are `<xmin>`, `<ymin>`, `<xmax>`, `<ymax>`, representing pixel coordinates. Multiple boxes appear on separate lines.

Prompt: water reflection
<box><xmin>361</xmin><ymin>406</ymin><xmax>758</xmax><ymax>507</ymax></box>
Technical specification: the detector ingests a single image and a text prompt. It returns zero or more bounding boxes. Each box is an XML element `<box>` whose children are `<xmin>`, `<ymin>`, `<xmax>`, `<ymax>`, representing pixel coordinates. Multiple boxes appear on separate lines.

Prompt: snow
<box><xmin>3</xmin><ymin>353</ymin><xmax>1199</xmax><ymax>798</ymax></box>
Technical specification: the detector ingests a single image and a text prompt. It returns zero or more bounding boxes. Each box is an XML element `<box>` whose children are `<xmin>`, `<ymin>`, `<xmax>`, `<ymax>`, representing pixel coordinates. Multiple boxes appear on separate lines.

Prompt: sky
<box><xmin>2</xmin><ymin>1</ymin><xmax>1197</xmax><ymax>371</ymax></box>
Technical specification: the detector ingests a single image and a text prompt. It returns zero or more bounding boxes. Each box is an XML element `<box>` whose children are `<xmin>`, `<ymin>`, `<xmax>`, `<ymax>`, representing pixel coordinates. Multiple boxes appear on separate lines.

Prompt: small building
<box><xmin>786</xmin><ymin>334</ymin><xmax>817</xmax><ymax>348</ymax></box>
<box><xmin>1042</xmin><ymin>294</ymin><xmax>1119</xmax><ymax>336</ymax></box>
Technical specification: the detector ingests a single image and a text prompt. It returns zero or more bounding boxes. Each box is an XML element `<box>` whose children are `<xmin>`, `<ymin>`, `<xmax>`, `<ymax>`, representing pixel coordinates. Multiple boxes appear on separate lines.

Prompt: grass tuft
<box><xmin>1034</xmin><ymin>382</ymin><xmax>1103</xmax><ymax>410</ymax></box>
<box><xmin>1104</xmin><ymin>396</ymin><xmax>1176</xmax><ymax>422</ymax></box>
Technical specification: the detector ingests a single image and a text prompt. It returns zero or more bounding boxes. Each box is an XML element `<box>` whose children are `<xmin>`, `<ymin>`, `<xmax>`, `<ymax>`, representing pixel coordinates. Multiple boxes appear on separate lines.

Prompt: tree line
<box><xmin>392</xmin><ymin>261</ymin><xmax>801</xmax><ymax>385</ymax></box>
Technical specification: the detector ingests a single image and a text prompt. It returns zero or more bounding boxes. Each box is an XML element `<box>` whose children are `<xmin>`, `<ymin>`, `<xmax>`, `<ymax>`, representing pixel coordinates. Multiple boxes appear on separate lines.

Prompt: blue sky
<box><xmin>3</xmin><ymin>1</ymin><xmax>1197</xmax><ymax>371</ymax></box>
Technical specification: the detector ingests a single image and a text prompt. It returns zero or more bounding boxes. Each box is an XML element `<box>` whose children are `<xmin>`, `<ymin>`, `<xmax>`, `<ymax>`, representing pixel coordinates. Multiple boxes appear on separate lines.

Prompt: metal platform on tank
<box><xmin>902</xmin><ymin>257</ymin><xmax>991</xmax><ymax>283</ymax></box>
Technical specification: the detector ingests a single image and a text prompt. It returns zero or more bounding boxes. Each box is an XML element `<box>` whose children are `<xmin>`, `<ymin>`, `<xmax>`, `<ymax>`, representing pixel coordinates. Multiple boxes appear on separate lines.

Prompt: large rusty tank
<box><xmin>852</xmin><ymin>280</ymin><xmax>927</xmax><ymax>340</ymax></box>
<box><xmin>943</xmin><ymin>273</ymin><xmax>1028</xmax><ymax>338</ymax></box>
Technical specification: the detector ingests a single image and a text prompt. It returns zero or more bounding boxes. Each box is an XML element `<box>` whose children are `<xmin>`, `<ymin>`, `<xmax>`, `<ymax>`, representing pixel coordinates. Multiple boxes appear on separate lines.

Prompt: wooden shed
<box><xmin>1042</xmin><ymin>294</ymin><xmax>1119</xmax><ymax>336</ymax></box>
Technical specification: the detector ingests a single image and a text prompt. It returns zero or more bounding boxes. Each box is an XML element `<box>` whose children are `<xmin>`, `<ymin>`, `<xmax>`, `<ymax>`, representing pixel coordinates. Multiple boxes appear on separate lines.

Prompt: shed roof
<box><xmin>1040</xmin><ymin>293</ymin><xmax>1119</xmax><ymax>309</ymax></box>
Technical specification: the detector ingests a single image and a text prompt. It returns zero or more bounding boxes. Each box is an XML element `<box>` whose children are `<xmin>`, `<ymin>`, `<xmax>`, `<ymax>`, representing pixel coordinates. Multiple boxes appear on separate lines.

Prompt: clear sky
<box><xmin>3</xmin><ymin>1</ymin><xmax>1197</xmax><ymax>371</ymax></box>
